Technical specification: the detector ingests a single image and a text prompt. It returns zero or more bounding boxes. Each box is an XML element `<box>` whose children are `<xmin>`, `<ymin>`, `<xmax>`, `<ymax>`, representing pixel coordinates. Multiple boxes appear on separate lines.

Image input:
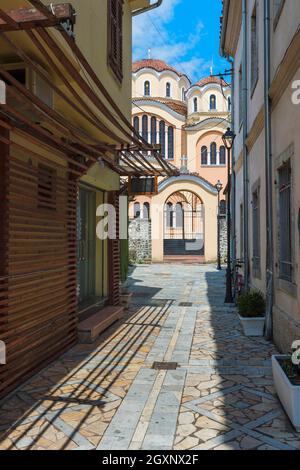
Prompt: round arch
<box><xmin>151</xmin><ymin>177</ymin><xmax>218</xmax><ymax>263</ymax></box>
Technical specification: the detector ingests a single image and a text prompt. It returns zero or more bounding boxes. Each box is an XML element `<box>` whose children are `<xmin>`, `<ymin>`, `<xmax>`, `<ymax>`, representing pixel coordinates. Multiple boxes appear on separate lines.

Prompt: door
<box><xmin>77</xmin><ymin>187</ymin><xmax>96</xmax><ymax>305</ymax></box>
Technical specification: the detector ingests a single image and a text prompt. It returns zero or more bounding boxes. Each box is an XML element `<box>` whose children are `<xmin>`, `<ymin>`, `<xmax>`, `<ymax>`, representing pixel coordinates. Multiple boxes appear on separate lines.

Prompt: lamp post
<box><xmin>215</xmin><ymin>180</ymin><xmax>223</xmax><ymax>271</ymax></box>
<box><xmin>222</xmin><ymin>127</ymin><xmax>236</xmax><ymax>304</ymax></box>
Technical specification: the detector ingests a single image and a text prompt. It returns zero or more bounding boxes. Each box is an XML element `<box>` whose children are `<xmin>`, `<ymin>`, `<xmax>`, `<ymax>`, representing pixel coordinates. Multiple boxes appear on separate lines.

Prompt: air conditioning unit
<box><xmin>3</xmin><ymin>62</ymin><xmax>54</xmax><ymax>110</ymax></box>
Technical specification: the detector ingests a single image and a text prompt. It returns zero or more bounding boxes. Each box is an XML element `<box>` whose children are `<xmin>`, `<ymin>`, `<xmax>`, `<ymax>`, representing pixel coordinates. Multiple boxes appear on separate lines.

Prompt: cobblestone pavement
<box><xmin>1</xmin><ymin>264</ymin><xmax>300</xmax><ymax>450</ymax></box>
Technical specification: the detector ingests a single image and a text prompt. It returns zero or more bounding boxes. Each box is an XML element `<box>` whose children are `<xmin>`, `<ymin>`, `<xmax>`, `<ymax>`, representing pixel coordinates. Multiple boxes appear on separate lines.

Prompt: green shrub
<box><xmin>237</xmin><ymin>290</ymin><xmax>266</xmax><ymax>318</ymax></box>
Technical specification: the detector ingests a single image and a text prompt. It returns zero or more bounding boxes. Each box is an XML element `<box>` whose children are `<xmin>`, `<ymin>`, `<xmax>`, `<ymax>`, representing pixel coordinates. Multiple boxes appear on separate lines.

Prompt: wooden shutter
<box><xmin>108</xmin><ymin>191</ymin><xmax>120</xmax><ymax>306</ymax></box>
<box><xmin>0</xmin><ymin>133</ymin><xmax>78</xmax><ymax>399</ymax></box>
<box><xmin>108</xmin><ymin>0</ymin><xmax>124</xmax><ymax>82</ymax></box>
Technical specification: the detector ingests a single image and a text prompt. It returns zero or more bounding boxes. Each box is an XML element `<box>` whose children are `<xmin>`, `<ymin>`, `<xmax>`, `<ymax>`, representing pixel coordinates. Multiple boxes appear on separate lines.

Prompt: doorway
<box><xmin>77</xmin><ymin>187</ymin><xmax>96</xmax><ymax>305</ymax></box>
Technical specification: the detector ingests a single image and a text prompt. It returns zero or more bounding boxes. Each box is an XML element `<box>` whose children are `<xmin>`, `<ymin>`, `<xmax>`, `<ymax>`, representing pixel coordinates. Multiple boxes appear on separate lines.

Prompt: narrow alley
<box><xmin>0</xmin><ymin>265</ymin><xmax>299</xmax><ymax>451</ymax></box>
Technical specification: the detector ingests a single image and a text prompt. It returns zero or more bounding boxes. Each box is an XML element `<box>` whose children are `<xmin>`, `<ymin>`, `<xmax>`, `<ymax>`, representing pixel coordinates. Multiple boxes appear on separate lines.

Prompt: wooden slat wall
<box><xmin>0</xmin><ymin>131</ymin><xmax>78</xmax><ymax>399</ymax></box>
<box><xmin>108</xmin><ymin>191</ymin><xmax>120</xmax><ymax>306</ymax></box>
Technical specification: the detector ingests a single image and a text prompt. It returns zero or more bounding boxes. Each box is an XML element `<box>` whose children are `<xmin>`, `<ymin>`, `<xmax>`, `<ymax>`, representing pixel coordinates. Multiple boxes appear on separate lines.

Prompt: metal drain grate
<box><xmin>152</xmin><ymin>362</ymin><xmax>178</xmax><ymax>370</ymax></box>
<box><xmin>179</xmin><ymin>302</ymin><xmax>193</xmax><ymax>307</ymax></box>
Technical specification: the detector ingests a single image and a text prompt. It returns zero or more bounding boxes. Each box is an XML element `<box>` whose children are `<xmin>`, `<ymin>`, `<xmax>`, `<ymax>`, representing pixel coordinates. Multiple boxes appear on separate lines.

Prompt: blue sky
<box><xmin>133</xmin><ymin>0</ymin><xmax>229</xmax><ymax>84</ymax></box>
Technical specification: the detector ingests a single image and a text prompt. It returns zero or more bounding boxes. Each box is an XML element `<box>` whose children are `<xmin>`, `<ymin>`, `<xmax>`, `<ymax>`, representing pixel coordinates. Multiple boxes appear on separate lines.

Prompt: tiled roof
<box><xmin>195</xmin><ymin>76</ymin><xmax>229</xmax><ymax>87</ymax></box>
<box><xmin>132</xmin><ymin>59</ymin><xmax>189</xmax><ymax>79</ymax></box>
<box><xmin>133</xmin><ymin>97</ymin><xmax>187</xmax><ymax>116</ymax></box>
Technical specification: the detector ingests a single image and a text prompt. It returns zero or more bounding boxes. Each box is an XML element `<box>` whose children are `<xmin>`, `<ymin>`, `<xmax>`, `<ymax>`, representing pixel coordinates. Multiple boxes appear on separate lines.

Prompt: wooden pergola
<box><xmin>0</xmin><ymin>0</ymin><xmax>177</xmax><ymax>179</ymax></box>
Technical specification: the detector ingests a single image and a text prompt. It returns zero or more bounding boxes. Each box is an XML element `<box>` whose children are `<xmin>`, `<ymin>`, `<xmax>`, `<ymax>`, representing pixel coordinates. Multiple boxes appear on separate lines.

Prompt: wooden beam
<box><xmin>0</xmin><ymin>4</ymin><xmax>75</xmax><ymax>32</ymax></box>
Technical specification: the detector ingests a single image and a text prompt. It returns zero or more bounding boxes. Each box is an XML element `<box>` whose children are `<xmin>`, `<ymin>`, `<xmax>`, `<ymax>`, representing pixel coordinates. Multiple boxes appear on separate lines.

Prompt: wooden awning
<box><xmin>0</xmin><ymin>1</ymin><xmax>177</xmax><ymax>178</ymax></box>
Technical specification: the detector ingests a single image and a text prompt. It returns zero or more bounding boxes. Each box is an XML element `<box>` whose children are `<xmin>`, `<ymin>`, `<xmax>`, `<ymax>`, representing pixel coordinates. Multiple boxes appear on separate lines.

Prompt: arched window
<box><xmin>144</xmin><ymin>80</ymin><xmax>150</xmax><ymax>96</ymax></box>
<box><xmin>168</xmin><ymin>126</ymin><xmax>174</xmax><ymax>160</ymax></box>
<box><xmin>159</xmin><ymin>120</ymin><xmax>166</xmax><ymax>158</ymax></box>
<box><xmin>210</xmin><ymin>142</ymin><xmax>217</xmax><ymax>165</ymax></box>
<box><xmin>142</xmin><ymin>115</ymin><xmax>148</xmax><ymax>142</ymax></box>
<box><xmin>182</xmin><ymin>88</ymin><xmax>185</xmax><ymax>102</ymax></box>
<box><xmin>166</xmin><ymin>82</ymin><xmax>171</xmax><ymax>98</ymax></box>
<box><xmin>210</xmin><ymin>94</ymin><xmax>216</xmax><ymax>110</ymax></box>
<box><xmin>220</xmin><ymin>145</ymin><xmax>226</xmax><ymax>165</ymax></box>
<box><xmin>143</xmin><ymin>202</ymin><xmax>150</xmax><ymax>220</ymax></box>
<box><xmin>151</xmin><ymin>116</ymin><xmax>157</xmax><ymax>144</ymax></box>
<box><xmin>220</xmin><ymin>200</ymin><xmax>226</xmax><ymax>216</ymax></box>
<box><xmin>166</xmin><ymin>202</ymin><xmax>173</xmax><ymax>228</ymax></box>
<box><xmin>175</xmin><ymin>203</ymin><xmax>183</xmax><ymax>228</ymax></box>
<box><xmin>228</xmin><ymin>96</ymin><xmax>231</xmax><ymax>112</ymax></box>
<box><xmin>193</xmin><ymin>97</ymin><xmax>198</xmax><ymax>113</ymax></box>
<box><xmin>201</xmin><ymin>146</ymin><xmax>208</xmax><ymax>165</ymax></box>
<box><xmin>133</xmin><ymin>116</ymin><xmax>139</xmax><ymax>134</ymax></box>
<box><xmin>134</xmin><ymin>202</ymin><xmax>140</xmax><ymax>219</ymax></box>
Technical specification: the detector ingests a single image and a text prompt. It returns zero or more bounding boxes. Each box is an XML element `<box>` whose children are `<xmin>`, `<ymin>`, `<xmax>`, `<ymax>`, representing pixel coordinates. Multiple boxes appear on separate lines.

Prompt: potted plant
<box><xmin>236</xmin><ymin>290</ymin><xmax>266</xmax><ymax>336</ymax></box>
<box><xmin>272</xmin><ymin>354</ymin><xmax>300</xmax><ymax>432</ymax></box>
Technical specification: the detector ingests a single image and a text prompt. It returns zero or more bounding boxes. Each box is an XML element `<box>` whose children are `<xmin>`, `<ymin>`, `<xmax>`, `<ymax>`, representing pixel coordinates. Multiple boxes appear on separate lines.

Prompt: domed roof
<box><xmin>132</xmin><ymin>59</ymin><xmax>189</xmax><ymax>80</ymax></box>
<box><xmin>195</xmin><ymin>76</ymin><xmax>229</xmax><ymax>87</ymax></box>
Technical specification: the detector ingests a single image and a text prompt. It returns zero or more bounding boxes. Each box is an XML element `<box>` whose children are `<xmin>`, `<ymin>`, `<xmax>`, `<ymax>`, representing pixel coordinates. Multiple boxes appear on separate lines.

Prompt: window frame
<box><xmin>107</xmin><ymin>0</ymin><xmax>124</xmax><ymax>83</ymax></box>
<box><xmin>250</xmin><ymin>2</ymin><xmax>259</xmax><ymax>96</ymax></box>
<box><xmin>209</xmin><ymin>94</ymin><xmax>216</xmax><ymax>111</ymax></box>
<box><xmin>144</xmin><ymin>80</ymin><xmax>150</xmax><ymax>97</ymax></box>
<box><xmin>166</xmin><ymin>82</ymin><xmax>171</xmax><ymax>98</ymax></box>
<box><xmin>273</xmin><ymin>0</ymin><xmax>285</xmax><ymax>30</ymax></box>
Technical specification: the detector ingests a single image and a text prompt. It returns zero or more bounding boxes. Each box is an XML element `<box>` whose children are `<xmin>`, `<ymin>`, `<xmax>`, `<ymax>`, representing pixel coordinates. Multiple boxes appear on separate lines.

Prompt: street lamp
<box><xmin>222</xmin><ymin>127</ymin><xmax>236</xmax><ymax>304</ymax></box>
<box><xmin>215</xmin><ymin>180</ymin><xmax>223</xmax><ymax>271</ymax></box>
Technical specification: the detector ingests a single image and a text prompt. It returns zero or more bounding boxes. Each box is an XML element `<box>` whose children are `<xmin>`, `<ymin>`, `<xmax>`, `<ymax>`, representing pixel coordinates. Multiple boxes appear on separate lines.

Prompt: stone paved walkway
<box><xmin>1</xmin><ymin>264</ymin><xmax>300</xmax><ymax>450</ymax></box>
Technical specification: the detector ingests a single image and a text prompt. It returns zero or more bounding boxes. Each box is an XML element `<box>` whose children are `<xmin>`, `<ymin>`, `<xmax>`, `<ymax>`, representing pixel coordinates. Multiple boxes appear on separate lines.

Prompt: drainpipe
<box><xmin>264</xmin><ymin>0</ymin><xmax>274</xmax><ymax>339</ymax></box>
<box><xmin>132</xmin><ymin>0</ymin><xmax>163</xmax><ymax>16</ymax></box>
<box><xmin>242</xmin><ymin>0</ymin><xmax>249</xmax><ymax>292</ymax></box>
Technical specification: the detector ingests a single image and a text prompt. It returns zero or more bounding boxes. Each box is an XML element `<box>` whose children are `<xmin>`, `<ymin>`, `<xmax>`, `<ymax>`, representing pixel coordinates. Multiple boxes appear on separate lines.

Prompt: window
<box><xmin>133</xmin><ymin>116</ymin><xmax>139</xmax><ymax>134</ymax></box>
<box><xmin>166</xmin><ymin>203</ymin><xmax>174</xmax><ymax>228</ymax></box>
<box><xmin>273</xmin><ymin>0</ymin><xmax>285</xmax><ymax>26</ymax></box>
<box><xmin>151</xmin><ymin>116</ymin><xmax>157</xmax><ymax>144</ymax></box>
<box><xmin>166</xmin><ymin>82</ymin><xmax>171</xmax><ymax>98</ymax></box>
<box><xmin>175</xmin><ymin>203</ymin><xmax>183</xmax><ymax>228</ymax></box>
<box><xmin>278</xmin><ymin>161</ymin><xmax>292</xmax><ymax>282</ymax></box>
<box><xmin>143</xmin><ymin>202</ymin><xmax>150</xmax><ymax>220</ymax></box>
<box><xmin>144</xmin><ymin>80</ymin><xmax>150</xmax><ymax>96</ymax></box>
<box><xmin>38</xmin><ymin>164</ymin><xmax>56</xmax><ymax>210</ymax></box>
<box><xmin>239</xmin><ymin>65</ymin><xmax>243</xmax><ymax>126</ymax></box>
<box><xmin>210</xmin><ymin>95</ymin><xmax>216</xmax><ymax>110</ymax></box>
<box><xmin>201</xmin><ymin>146</ymin><xmax>208</xmax><ymax>165</ymax></box>
<box><xmin>168</xmin><ymin>126</ymin><xmax>174</xmax><ymax>160</ymax></box>
<box><xmin>108</xmin><ymin>0</ymin><xmax>123</xmax><ymax>82</ymax></box>
<box><xmin>210</xmin><ymin>142</ymin><xmax>217</xmax><ymax>165</ymax></box>
<box><xmin>159</xmin><ymin>120</ymin><xmax>166</xmax><ymax>158</ymax></box>
<box><xmin>252</xmin><ymin>186</ymin><xmax>261</xmax><ymax>276</ymax></box>
<box><xmin>142</xmin><ymin>115</ymin><xmax>148</xmax><ymax>142</ymax></box>
<box><xmin>251</xmin><ymin>4</ymin><xmax>259</xmax><ymax>93</ymax></box>
<box><xmin>220</xmin><ymin>200</ymin><xmax>226</xmax><ymax>216</ymax></box>
<box><xmin>219</xmin><ymin>146</ymin><xmax>226</xmax><ymax>165</ymax></box>
<box><xmin>228</xmin><ymin>96</ymin><xmax>231</xmax><ymax>112</ymax></box>
<box><xmin>193</xmin><ymin>97</ymin><xmax>198</xmax><ymax>113</ymax></box>
<box><xmin>134</xmin><ymin>202</ymin><xmax>140</xmax><ymax>219</ymax></box>
<box><xmin>181</xmin><ymin>88</ymin><xmax>185</xmax><ymax>102</ymax></box>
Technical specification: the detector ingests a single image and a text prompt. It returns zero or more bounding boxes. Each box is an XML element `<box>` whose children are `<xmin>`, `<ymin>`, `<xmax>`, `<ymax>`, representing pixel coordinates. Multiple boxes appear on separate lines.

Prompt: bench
<box><xmin>78</xmin><ymin>306</ymin><xmax>124</xmax><ymax>343</ymax></box>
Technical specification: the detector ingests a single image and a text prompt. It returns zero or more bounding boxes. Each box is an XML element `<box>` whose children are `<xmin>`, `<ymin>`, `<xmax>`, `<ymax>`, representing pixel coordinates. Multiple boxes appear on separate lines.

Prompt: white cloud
<box><xmin>132</xmin><ymin>1</ymin><xmax>208</xmax><ymax>82</ymax></box>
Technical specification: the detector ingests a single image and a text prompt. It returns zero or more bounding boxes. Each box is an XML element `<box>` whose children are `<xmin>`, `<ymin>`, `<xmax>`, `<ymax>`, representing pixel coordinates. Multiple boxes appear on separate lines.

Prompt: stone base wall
<box><xmin>219</xmin><ymin>216</ymin><xmax>227</xmax><ymax>262</ymax></box>
<box><xmin>273</xmin><ymin>306</ymin><xmax>300</xmax><ymax>353</ymax></box>
<box><xmin>129</xmin><ymin>218</ymin><xmax>152</xmax><ymax>262</ymax></box>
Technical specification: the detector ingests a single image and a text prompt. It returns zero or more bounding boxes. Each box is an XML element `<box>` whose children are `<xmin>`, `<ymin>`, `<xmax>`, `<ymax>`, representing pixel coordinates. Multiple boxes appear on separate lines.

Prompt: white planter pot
<box><xmin>272</xmin><ymin>355</ymin><xmax>300</xmax><ymax>432</ymax></box>
<box><xmin>238</xmin><ymin>314</ymin><xmax>265</xmax><ymax>336</ymax></box>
